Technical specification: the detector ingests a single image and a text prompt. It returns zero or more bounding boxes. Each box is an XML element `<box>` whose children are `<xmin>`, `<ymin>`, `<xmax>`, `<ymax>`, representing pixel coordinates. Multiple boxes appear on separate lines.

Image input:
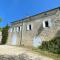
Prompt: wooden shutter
<box><xmin>43</xmin><ymin>21</ymin><xmax>45</xmax><ymax>28</ymax></box>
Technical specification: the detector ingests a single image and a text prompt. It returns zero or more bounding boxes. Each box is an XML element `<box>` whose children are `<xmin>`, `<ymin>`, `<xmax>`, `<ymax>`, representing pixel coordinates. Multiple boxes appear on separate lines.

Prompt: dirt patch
<box><xmin>0</xmin><ymin>45</ymin><xmax>54</xmax><ymax>60</ymax></box>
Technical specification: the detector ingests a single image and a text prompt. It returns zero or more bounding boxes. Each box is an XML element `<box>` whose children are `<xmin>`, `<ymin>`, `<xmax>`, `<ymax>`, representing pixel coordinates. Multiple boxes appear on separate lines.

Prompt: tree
<box><xmin>2</xmin><ymin>25</ymin><xmax>9</xmax><ymax>44</ymax></box>
<box><xmin>0</xmin><ymin>18</ymin><xmax>2</xmax><ymax>31</ymax></box>
<box><xmin>0</xmin><ymin>18</ymin><xmax>2</xmax><ymax>22</ymax></box>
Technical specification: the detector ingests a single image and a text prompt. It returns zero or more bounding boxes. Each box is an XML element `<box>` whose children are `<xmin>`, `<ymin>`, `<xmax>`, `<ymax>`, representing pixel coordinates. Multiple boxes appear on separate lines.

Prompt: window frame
<box><xmin>26</xmin><ymin>24</ymin><xmax>32</xmax><ymax>31</ymax></box>
<box><xmin>45</xmin><ymin>21</ymin><xmax>49</xmax><ymax>27</ymax></box>
<box><xmin>43</xmin><ymin>19</ymin><xmax>52</xmax><ymax>28</ymax></box>
<box><xmin>16</xmin><ymin>26</ymin><xmax>22</xmax><ymax>32</ymax></box>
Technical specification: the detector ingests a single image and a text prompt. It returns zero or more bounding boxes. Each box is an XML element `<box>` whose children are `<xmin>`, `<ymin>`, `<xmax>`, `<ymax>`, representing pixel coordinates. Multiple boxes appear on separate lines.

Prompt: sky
<box><xmin>0</xmin><ymin>0</ymin><xmax>60</xmax><ymax>27</ymax></box>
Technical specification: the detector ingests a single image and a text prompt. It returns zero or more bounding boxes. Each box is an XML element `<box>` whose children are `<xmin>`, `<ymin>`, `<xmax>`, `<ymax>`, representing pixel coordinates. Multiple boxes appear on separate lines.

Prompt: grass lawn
<box><xmin>31</xmin><ymin>48</ymin><xmax>60</xmax><ymax>60</ymax></box>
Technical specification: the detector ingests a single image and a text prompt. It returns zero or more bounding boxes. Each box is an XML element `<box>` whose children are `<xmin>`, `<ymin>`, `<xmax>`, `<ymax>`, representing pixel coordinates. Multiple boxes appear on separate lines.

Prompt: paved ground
<box><xmin>0</xmin><ymin>45</ymin><xmax>54</xmax><ymax>60</ymax></box>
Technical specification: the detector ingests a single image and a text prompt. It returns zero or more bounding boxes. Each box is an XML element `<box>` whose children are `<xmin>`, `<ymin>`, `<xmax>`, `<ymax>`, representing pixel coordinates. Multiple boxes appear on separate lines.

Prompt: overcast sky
<box><xmin>0</xmin><ymin>0</ymin><xmax>60</xmax><ymax>27</ymax></box>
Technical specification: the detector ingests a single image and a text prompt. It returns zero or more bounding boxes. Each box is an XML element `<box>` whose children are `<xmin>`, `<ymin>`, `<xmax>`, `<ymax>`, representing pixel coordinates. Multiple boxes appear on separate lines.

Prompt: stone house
<box><xmin>7</xmin><ymin>7</ymin><xmax>60</xmax><ymax>47</ymax></box>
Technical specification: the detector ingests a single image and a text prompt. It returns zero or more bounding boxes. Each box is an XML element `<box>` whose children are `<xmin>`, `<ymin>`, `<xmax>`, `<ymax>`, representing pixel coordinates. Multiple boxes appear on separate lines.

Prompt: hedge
<box><xmin>38</xmin><ymin>37</ymin><xmax>60</xmax><ymax>54</ymax></box>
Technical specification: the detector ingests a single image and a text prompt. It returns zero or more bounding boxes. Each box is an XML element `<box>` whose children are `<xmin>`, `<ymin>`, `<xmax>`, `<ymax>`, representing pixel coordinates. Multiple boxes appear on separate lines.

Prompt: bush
<box><xmin>2</xmin><ymin>25</ymin><xmax>9</xmax><ymax>44</ymax></box>
<box><xmin>39</xmin><ymin>41</ymin><xmax>48</xmax><ymax>50</ymax></box>
<box><xmin>39</xmin><ymin>37</ymin><xmax>60</xmax><ymax>54</ymax></box>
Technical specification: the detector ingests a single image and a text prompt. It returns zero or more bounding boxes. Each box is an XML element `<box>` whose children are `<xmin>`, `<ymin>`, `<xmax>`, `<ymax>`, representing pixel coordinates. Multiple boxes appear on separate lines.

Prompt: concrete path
<box><xmin>0</xmin><ymin>45</ymin><xmax>54</xmax><ymax>60</ymax></box>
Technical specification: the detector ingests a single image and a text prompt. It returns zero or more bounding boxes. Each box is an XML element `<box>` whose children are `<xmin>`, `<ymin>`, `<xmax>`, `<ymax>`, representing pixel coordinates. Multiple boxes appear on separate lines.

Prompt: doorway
<box><xmin>12</xmin><ymin>34</ymin><xmax>17</xmax><ymax>45</ymax></box>
<box><xmin>33</xmin><ymin>36</ymin><xmax>42</xmax><ymax>48</ymax></box>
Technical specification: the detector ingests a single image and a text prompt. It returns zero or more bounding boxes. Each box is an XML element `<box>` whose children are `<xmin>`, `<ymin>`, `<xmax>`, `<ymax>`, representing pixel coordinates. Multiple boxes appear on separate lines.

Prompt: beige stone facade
<box><xmin>7</xmin><ymin>7</ymin><xmax>60</xmax><ymax>47</ymax></box>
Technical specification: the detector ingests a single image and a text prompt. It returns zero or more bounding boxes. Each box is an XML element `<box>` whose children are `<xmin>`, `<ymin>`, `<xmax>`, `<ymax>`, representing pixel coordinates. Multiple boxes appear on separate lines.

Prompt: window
<box><xmin>27</xmin><ymin>24</ymin><xmax>32</xmax><ymax>30</ymax></box>
<box><xmin>19</xmin><ymin>26</ymin><xmax>22</xmax><ymax>31</ymax></box>
<box><xmin>17</xmin><ymin>26</ymin><xmax>22</xmax><ymax>32</ymax></box>
<box><xmin>20</xmin><ymin>26</ymin><xmax>22</xmax><ymax>31</ymax></box>
<box><xmin>18</xmin><ymin>27</ymin><xmax>20</xmax><ymax>31</ymax></box>
<box><xmin>43</xmin><ymin>19</ymin><xmax>52</xmax><ymax>28</ymax></box>
<box><xmin>16</xmin><ymin>27</ymin><xmax>19</xmax><ymax>32</ymax></box>
<box><xmin>29</xmin><ymin>24</ymin><xmax>32</xmax><ymax>30</ymax></box>
<box><xmin>45</xmin><ymin>21</ymin><xmax>49</xmax><ymax>27</ymax></box>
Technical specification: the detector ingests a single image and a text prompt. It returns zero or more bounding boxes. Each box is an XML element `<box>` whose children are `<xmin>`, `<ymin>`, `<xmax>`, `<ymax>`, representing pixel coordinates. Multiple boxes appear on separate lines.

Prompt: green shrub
<box><xmin>39</xmin><ymin>41</ymin><xmax>48</xmax><ymax>50</ymax></box>
<box><xmin>39</xmin><ymin>37</ymin><xmax>60</xmax><ymax>54</ymax></box>
<box><xmin>2</xmin><ymin>25</ymin><xmax>9</xmax><ymax>44</ymax></box>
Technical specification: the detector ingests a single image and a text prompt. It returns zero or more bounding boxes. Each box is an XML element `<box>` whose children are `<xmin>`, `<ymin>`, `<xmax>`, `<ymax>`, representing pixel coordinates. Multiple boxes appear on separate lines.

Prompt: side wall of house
<box><xmin>21</xmin><ymin>9</ymin><xmax>60</xmax><ymax>47</ymax></box>
<box><xmin>7</xmin><ymin>8</ymin><xmax>60</xmax><ymax>47</ymax></box>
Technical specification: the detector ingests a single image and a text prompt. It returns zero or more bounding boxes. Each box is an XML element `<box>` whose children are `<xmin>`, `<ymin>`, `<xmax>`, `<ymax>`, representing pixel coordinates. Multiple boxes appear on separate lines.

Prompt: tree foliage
<box><xmin>0</xmin><ymin>18</ymin><xmax>2</xmax><ymax>22</ymax></box>
<box><xmin>2</xmin><ymin>25</ymin><xmax>9</xmax><ymax>44</ymax></box>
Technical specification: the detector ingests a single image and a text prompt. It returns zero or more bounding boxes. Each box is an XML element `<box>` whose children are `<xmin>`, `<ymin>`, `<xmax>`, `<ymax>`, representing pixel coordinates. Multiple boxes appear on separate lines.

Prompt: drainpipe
<box><xmin>20</xmin><ymin>21</ymin><xmax>23</xmax><ymax>46</ymax></box>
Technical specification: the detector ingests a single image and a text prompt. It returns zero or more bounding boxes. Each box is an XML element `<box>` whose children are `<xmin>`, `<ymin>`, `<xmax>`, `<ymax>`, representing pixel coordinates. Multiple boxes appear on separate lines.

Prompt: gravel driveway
<box><xmin>0</xmin><ymin>45</ymin><xmax>54</xmax><ymax>60</ymax></box>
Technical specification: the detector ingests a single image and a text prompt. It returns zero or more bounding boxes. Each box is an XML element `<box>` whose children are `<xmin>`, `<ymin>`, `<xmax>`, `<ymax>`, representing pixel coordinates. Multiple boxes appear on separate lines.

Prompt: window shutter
<box><xmin>27</xmin><ymin>25</ymin><xmax>29</xmax><ymax>30</ymax></box>
<box><xmin>17</xmin><ymin>27</ymin><xmax>19</xmax><ymax>32</ymax></box>
<box><xmin>48</xmin><ymin>19</ymin><xmax>52</xmax><ymax>27</ymax></box>
<box><xmin>43</xmin><ymin>21</ymin><xmax>45</xmax><ymax>28</ymax></box>
<box><xmin>31</xmin><ymin>24</ymin><xmax>33</xmax><ymax>30</ymax></box>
